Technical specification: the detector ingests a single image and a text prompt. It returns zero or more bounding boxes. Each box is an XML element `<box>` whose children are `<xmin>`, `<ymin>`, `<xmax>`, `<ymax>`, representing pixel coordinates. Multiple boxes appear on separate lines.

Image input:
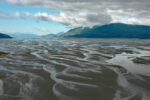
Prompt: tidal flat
<box><xmin>0</xmin><ymin>39</ymin><xmax>150</xmax><ymax>100</ymax></box>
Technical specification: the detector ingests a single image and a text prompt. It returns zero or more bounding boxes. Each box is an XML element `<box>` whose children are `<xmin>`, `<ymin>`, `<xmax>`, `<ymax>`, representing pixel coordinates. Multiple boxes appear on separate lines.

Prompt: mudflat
<box><xmin>0</xmin><ymin>39</ymin><xmax>150</xmax><ymax>100</ymax></box>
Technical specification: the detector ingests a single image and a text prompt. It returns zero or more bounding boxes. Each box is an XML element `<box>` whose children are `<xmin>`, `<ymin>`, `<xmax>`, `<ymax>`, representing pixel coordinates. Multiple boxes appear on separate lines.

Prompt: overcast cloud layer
<box><xmin>1</xmin><ymin>0</ymin><xmax>150</xmax><ymax>27</ymax></box>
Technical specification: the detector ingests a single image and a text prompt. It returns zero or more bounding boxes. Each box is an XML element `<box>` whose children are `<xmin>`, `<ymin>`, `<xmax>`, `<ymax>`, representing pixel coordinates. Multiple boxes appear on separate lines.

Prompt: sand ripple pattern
<box><xmin>0</xmin><ymin>39</ymin><xmax>150</xmax><ymax>100</ymax></box>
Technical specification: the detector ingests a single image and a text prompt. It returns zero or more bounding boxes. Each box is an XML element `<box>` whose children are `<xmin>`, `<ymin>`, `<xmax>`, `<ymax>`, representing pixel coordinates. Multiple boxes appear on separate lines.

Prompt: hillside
<box><xmin>63</xmin><ymin>23</ymin><xmax>150</xmax><ymax>39</ymax></box>
<box><xmin>0</xmin><ymin>33</ymin><xmax>12</xmax><ymax>39</ymax></box>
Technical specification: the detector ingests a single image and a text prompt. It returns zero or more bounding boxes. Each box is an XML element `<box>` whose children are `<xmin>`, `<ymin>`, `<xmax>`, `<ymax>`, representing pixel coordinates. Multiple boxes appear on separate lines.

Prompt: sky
<box><xmin>0</xmin><ymin>0</ymin><xmax>150</xmax><ymax>35</ymax></box>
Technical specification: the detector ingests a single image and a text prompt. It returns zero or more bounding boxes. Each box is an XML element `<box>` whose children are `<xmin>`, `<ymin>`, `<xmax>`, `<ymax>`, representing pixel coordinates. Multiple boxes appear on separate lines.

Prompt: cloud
<box><xmin>107</xmin><ymin>9</ymin><xmax>150</xmax><ymax>25</ymax></box>
<box><xmin>1</xmin><ymin>0</ymin><xmax>150</xmax><ymax>27</ymax></box>
<box><xmin>0</xmin><ymin>11</ymin><xmax>19</xmax><ymax>19</ymax></box>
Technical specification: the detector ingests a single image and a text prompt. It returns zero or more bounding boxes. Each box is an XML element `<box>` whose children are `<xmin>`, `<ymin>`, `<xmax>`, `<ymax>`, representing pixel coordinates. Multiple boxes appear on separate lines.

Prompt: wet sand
<box><xmin>0</xmin><ymin>51</ymin><xmax>8</xmax><ymax>57</ymax></box>
<box><xmin>133</xmin><ymin>57</ymin><xmax>150</xmax><ymax>64</ymax></box>
<box><xmin>0</xmin><ymin>39</ymin><xmax>150</xmax><ymax>100</ymax></box>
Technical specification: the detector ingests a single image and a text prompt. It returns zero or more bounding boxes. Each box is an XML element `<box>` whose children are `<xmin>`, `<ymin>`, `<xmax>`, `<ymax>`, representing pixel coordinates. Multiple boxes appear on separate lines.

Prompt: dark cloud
<box><xmin>1</xmin><ymin>0</ymin><xmax>150</xmax><ymax>27</ymax></box>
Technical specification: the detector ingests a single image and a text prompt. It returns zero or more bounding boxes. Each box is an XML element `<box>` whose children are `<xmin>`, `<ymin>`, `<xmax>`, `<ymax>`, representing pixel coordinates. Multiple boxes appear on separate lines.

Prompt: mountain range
<box><xmin>1</xmin><ymin>23</ymin><xmax>150</xmax><ymax>39</ymax></box>
<box><xmin>7</xmin><ymin>33</ymin><xmax>39</xmax><ymax>39</ymax></box>
<box><xmin>63</xmin><ymin>23</ymin><xmax>150</xmax><ymax>39</ymax></box>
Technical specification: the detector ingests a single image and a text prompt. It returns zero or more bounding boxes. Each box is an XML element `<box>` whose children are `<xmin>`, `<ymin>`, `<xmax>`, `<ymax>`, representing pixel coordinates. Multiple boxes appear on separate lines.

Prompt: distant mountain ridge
<box><xmin>8</xmin><ymin>33</ymin><xmax>39</xmax><ymax>39</ymax></box>
<box><xmin>41</xmin><ymin>32</ymin><xmax>64</xmax><ymax>38</ymax></box>
<box><xmin>63</xmin><ymin>23</ymin><xmax>150</xmax><ymax>39</ymax></box>
<box><xmin>0</xmin><ymin>33</ymin><xmax>12</xmax><ymax>39</ymax></box>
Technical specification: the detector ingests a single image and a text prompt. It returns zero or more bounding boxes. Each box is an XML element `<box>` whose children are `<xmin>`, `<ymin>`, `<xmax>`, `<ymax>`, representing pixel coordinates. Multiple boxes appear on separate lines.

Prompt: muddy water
<box><xmin>0</xmin><ymin>39</ymin><xmax>150</xmax><ymax>100</ymax></box>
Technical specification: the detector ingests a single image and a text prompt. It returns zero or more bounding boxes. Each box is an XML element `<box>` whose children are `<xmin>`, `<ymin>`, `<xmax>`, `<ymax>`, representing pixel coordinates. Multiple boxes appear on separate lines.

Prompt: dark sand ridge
<box><xmin>0</xmin><ymin>51</ymin><xmax>8</xmax><ymax>57</ymax></box>
<box><xmin>0</xmin><ymin>51</ymin><xmax>8</xmax><ymax>80</ymax></box>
